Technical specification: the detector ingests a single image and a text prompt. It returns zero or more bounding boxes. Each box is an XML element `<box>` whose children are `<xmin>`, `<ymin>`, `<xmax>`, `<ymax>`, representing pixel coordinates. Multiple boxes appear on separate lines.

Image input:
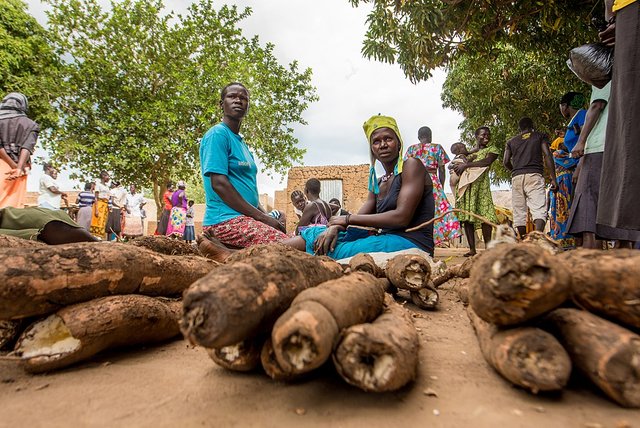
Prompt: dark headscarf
<box><xmin>0</xmin><ymin>92</ymin><xmax>28</xmax><ymax>120</ymax></box>
<box><xmin>560</xmin><ymin>92</ymin><xmax>585</xmax><ymax>110</ymax></box>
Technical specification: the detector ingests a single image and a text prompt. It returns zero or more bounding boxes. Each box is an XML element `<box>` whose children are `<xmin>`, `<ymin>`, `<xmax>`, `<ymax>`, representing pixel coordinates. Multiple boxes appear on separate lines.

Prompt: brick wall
<box><xmin>284</xmin><ymin>164</ymin><xmax>369</xmax><ymax>233</ymax></box>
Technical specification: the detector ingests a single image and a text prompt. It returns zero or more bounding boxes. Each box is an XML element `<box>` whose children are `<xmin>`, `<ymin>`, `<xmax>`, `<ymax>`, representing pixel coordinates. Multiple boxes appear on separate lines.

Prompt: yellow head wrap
<box><xmin>362</xmin><ymin>114</ymin><xmax>404</xmax><ymax>194</ymax></box>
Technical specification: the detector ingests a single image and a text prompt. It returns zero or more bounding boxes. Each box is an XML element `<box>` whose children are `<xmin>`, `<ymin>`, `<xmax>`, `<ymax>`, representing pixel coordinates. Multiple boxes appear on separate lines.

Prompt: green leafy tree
<box><xmin>44</xmin><ymin>0</ymin><xmax>317</xmax><ymax>217</ymax></box>
<box><xmin>0</xmin><ymin>0</ymin><xmax>60</xmax><ymax>128</ymax></box>
<box><xmin>441</xmin><ymin>44</ymin><xmax>589</xmax><ymax>182</ymax></box>
<box><xmin>349</xmin><ymin>0</ymin><xmax>599</xmax><ymax>82</ymax></box>
<box><xmin>350</xmin><ymin>1</ymin><xmax>599</xmax><ymax>181</ymax></box>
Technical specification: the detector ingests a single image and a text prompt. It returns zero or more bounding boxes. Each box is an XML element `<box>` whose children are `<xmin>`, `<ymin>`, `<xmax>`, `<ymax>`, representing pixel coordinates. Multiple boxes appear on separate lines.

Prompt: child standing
<box><xmin>184</xmin><ymin>200</ymin><xmax>196</xmax><ymax>244</ymax></box>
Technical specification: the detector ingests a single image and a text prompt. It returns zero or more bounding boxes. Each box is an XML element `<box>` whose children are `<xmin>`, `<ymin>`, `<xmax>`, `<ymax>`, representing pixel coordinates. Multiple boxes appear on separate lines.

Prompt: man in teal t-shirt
<box><xmin>199</xmin><ymin>82</ymin><xmax>286</xmax><ymax>248</ymax></box>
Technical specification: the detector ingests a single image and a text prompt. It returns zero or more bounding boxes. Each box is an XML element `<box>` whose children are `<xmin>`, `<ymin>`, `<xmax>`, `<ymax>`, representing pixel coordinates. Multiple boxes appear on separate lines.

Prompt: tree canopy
<box><xmin>441</xmin><ymin>45</ymin><xmax>589</xmax><ymax>182</ymax></box>
<box><xmin>349</xmin><ymin>0</ymin><xmax>599</xmax><ymax>82</ymax></box>
<box><xmin>350</xmin><ymin>0</ymin><xmax>601</xmax><ymax>181</ymax></box>
<box><xmin>43</xmin><ymin>0</ymin><xmax>317</xmax><ymax>211</ymax></box>
<box><xmin>1</xmin><ymin>0</ymin><xmax>60</xmax><ymax>128</ymax></box>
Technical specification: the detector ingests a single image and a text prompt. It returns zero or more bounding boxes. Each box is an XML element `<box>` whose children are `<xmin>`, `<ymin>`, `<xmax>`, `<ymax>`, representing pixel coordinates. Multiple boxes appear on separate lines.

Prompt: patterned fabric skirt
<box><xmin>203</xmin><ymin>215</ymin><xmax>287</xmax><ymax>248</ymax></box>
<box><xmin>549</xmin><ymin>166</ymin><xmax>575</xmax><ymax>248</ymax></box>
<box><xmin>456</xmin><ymin>172</ymin><xmax>498</xmax><ymax>227</ymax></box>
<box><xmin>429</xmin><ymin>172</ymin><xmax>461</xmax><ymax>245</ymax></box>
<box><xmin>166</xmin><ymin>207</ymin><xmax>187</xmax><ymax>237</ymax></box>
<box><xmin>90</xmin><ymin>198</ymin><xmax>109</xmax><ymax>238</ymax></box>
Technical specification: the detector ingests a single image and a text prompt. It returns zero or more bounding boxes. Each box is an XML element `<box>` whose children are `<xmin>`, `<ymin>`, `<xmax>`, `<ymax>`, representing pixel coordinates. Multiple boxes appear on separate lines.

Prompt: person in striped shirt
<box><xmin>75</xmin><ymin>182</ymin><xmax>95</xmax><ymax>232</ymax></box>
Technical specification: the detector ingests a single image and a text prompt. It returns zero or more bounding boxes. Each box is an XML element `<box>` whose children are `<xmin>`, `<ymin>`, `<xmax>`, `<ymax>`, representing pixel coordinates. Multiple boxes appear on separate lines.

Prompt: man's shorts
<box><xmin>511</xmin><ymin>173</ymin><xmax>546</xmax><ymax>227</ymax></box>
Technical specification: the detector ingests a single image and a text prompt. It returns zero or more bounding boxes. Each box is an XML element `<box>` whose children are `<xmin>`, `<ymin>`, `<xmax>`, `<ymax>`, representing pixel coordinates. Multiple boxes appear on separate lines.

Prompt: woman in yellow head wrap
<box><xmin>198</xmin><ymin>115</ymin><xmax>436</xmax><ymax>262</ymax></box>
<box><xmin>299</xmin><ymin>114</ymin><xmax>436</xmax><ymax>258</ymax></box>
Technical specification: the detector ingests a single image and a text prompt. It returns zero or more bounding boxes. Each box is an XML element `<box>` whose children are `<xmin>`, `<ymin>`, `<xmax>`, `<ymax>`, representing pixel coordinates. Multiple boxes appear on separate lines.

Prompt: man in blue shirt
<box><xmin>199</xmin><ymin>82</ymin><xmax>287</xmax><ymax>248</ymax></box>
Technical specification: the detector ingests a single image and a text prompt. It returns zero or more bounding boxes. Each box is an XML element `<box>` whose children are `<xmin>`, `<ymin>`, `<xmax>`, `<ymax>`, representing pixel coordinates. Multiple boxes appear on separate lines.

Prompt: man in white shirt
<box><xmin>38</xmin><ymin>164</ymin><xmax>67</xmax><ymax>210</ymax></box>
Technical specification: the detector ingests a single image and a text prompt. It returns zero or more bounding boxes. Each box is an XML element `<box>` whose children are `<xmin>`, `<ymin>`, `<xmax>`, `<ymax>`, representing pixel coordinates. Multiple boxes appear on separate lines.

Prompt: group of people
<box><xmin>289</xmin><ymin>180</ymin><xmax>349</xmax><ymax>235</ymax></box>
<box><xmin>3</xmin><ymin>0</ymin><xmax>639</xmax><ymax>256</ymax></box>
<box><xmin>156</xmin><ymin>181</ymin><xmax>196</xmax><ymax>243</ymax></box>
<box><xmin>503</xmin><ymin>0</ymin><xmax>640</xmax><ymax>250</ymax></box>
<box><xmin>80</xmin><ymin>171</ymin><xmax>148</xmax><ymax>241</ymax></box>
<box><xmin>197</xmin><ymin>81</ymin><xmax>436</xmax><ymax>262</ymax></box>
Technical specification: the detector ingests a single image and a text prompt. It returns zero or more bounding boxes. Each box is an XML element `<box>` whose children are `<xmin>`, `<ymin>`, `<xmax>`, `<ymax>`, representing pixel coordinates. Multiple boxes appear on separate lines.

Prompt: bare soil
<box><xmin>0</xmin><ymin>248</ymin><xmax>637</xmax><ymax>427</ymax></box>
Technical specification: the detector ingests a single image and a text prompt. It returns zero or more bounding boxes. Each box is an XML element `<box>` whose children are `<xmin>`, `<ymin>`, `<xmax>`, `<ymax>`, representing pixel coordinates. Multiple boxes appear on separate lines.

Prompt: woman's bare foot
<box><xmin>198</xmin><ymin>232</ymin><xmax>233</xmax><ymax>262</ymax></box>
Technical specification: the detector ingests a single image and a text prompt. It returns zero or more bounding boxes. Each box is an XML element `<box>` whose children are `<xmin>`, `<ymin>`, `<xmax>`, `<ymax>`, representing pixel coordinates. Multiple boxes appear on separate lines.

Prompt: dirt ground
<box><xmin>0</xmin><ymin>248</ymin><xmax>637</xmax><ymax>428</ymax></box>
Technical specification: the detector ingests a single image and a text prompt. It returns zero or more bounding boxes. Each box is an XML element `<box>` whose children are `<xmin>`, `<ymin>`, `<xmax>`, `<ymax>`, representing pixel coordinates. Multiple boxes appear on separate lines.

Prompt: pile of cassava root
<box><xmin>437</xmin><ymin>241</ymin><xmax>640</xmax><ymax>408</ymax></box>
<box><xmin>181</xmin><ymin>246</ymin><xmax>427</xmax><ymax>392</ymax></box>
<box><xmin>0</xmin><ymin>236</ymin><xmax>218</xmax><ymax>372</ymax></box>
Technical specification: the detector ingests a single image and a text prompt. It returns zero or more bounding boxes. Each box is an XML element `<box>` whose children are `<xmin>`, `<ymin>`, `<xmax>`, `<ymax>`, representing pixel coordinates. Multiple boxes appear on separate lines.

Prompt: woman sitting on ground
<box><xmin>199</xmin><ymin>114</ymin><xmax>434</xmax><ymax>261</ymax></box>
<box><xmin>296</xmin><ymin>178</ymin><xmax>332</xmax><ymax>234</ymax></box>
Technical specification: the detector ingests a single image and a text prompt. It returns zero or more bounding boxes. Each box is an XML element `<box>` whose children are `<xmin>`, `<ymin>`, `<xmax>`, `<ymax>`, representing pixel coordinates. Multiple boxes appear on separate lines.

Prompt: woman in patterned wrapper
<box><xmin>404</xmin><ymin>126</ymin><xmax>461</xmax><ymax>246</ymax></box>
<box><xmin>451</xmin><ymin>126</ymin><xmax>499</xmax><ymax>257</ymax></box>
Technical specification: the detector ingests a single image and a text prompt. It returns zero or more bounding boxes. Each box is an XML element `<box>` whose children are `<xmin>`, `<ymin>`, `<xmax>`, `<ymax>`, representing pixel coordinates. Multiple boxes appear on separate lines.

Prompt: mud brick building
<box><xmin>273</xmin><ymin>164</ymin><xmax>370</xmax><ymax>234</ymax></box>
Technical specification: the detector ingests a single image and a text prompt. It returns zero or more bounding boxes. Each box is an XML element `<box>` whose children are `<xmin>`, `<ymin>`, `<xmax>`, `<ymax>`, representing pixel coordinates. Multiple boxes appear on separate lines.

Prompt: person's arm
<box><xmin>209</xmin><ymin>174</ymin><xmax>284</xmax><ymax>232</ymax></box>
<box><xmin>330</xmin><ymin>158</ymin><xmax>426</xmax><ymax>230</ymax></box>
<box><xmin>600</xmin><ymin>0</ymin><xmax>616</xmax><ymax>46</ymax></box>
<box><xmin>438</xmin><ymin>165</ymin><xmax>446</xmax><ymax>186</ymax></box>
<box><xmin>571</xmin><ymin>99</ymin><xmax>606</xmax><ymax>158</ymax></box>
<box><xmin>453</xmin><ymin>152</ymin><xmax>498</xmax><ymax>175</ymax></box>
<box><xmin>94</xmin><ymin>189</ymin><xmax>100</xmax><ymax>216</ymax></box>
<box><xmin>0</xmin><ymin>148</ymin><xmax>17</xmax><ymax>169</ymax></box>
<box><xmin>541</xmin><ymin>141</ymin><xmax>558</xmax><ymax>192</ymax></box>
<box><xmin>5</xmin><ymin>148</ymin><xmax>30</xmax><ymax>180</ymax></box>
<box><xmin>47</xmin><ymin>185</ymin><xmax>68</xmax><ymax>198</ymax></box>
<box><xmin>503</xmin><ymin>143</ymin><xmax>513</xmax><ymax>171</ymax></box>
<box><xmin>357</xmin><ymin>192</ymin><xmax>377</xmax><ymax>215</ymax></box>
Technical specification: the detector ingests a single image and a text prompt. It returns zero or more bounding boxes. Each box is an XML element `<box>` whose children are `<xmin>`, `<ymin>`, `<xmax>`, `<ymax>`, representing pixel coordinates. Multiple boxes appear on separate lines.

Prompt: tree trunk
<box><xmin>153</xmin><ymin>178</ymin><xmax>164</xmax><ymax>222</ymax></box>
<box><xmin>468</xmin><ymin>307</ymin><xmax>571</xmax><ymax>394</ymax></box>
<box><xmin>0</xmin><ymin>243</ymin><xmax>217</xmax><ymax>319</ymax></box>
<box><xmin>543</xmin><ymin>308</ymin><xmax>640</xmax><ymax>408</ymax></box>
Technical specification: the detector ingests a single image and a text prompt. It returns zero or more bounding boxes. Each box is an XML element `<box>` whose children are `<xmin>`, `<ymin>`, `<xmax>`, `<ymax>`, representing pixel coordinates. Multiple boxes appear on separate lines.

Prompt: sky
<box><xmin>25</xmin><ymin>0</ymin><xmax>464</xmax><ymax>197</ymax></box>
